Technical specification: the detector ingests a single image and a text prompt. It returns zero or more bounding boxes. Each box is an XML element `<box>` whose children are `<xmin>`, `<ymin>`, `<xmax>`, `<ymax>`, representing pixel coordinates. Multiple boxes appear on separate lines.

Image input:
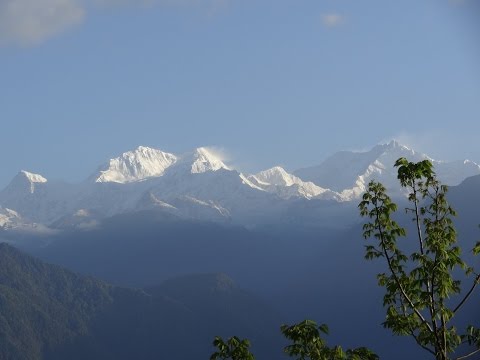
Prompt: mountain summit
<box><xmin>92</xmin><ymin>146</ymin><xmax>230</xmax><ymax>183</ymax></box>
<box><xmin>93</xmin><ymin>146</ymin><xmax>178</xmax><ymax>183</ymax></box>
<box><xmin>5</xmin><ymin>170</ymin><xmax>48</xmax><ymax>195</ymax></box>
<box><xmin>295</xmin><ymin>140</ymin><xmax>416</xmax><ymax>192</ymax></box>
<box><xmin>295</xmin><ymin>140</ymin><xmax>480</xmax><ymax>199</ymax></box>
<box><xmin>248</xmin><ymin>166</ymin><xmax>340</xmax><ymax>200</ymax></box>
<box><xmin>175</xmin><ymin>147</ymin><xmax>230</xmax><ymax>174</ymax></box>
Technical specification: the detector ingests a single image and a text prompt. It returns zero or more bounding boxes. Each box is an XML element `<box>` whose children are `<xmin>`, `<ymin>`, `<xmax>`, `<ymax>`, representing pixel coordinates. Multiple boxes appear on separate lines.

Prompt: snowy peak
<box><xmin>249</xmin><ymin>166</ymin><xmax>341</xmax><ymax>200</ymax></box>
<box><xmin>3</xmin><ymin>170</ymin><xmax>48</xmax><ymax>194</ymax></box>
<box><xmin>20</xmin><ymin>170</ymin><xmax>48</xmax><ymax>184</ymax></box>
<box><xmin>253</xmin><ymin>166</ymin><xmax>299</xmax><ymax>187</ymax></box>
<box><xmin>184</xmin><ymin>147</ymin><xmax>230</xmax><ymax>174</ymax></box>
<box><xmin>93</xmin><ymin>146</ymin><xmax>177</xmax><ymax>183</ymax></box>
<box><xmin>381</xmin><ymin>139</ymin><xmax>412</xmax><ymax>152</ymax></box>
<box><xmin>375</xmin><ymin>140</ymin><xmax>431</xmax><ymax>165</ymax></box>
<box><xmin>295</xmin><ymin>139</ymin><xmax>429</xmax><ymax>193</ymax></box>
<box><xmin>93</xmin><ymin>146</ymin><xmax>231</xmax><ymax>183</ymax></box>
<box><xmin>295</xmin><ymin>139</ymin><xmax>480</xmax><ymax>200</ymax></box>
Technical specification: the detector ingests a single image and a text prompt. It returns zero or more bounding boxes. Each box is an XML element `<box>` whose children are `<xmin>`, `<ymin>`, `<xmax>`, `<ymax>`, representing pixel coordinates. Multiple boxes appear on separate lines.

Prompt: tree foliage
<box><xmin>281</xmin><ymin>320</ymin><xmax>378</xmax><ymax>360</ymax></box>
<box><xmin>210</xmin><ymin>336</ymin><xmax>255</xmax><ymax>360</ymax></box>
<box><xmin>359</xmin><ymin>157</ymin><xmax>480</xmax><ymax>360</ymax></box>
<box><xmin>210</xmin><ymin>320</ymin><xmax>378</xmax><ymax>360</ymax></box>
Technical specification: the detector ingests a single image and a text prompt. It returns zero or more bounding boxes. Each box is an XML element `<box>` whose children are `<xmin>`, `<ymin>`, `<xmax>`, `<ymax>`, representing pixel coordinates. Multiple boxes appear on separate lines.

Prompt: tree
<box><xmin>210</xmin><ymin>336</ymin><xmax>255</xmax><ymax>360</ymax></box>
<box><xmin>281</xmin><ymin>320</ymin><xmax>378</xmax><ymax>360</ymax></box>
<box><xmin>210</xmin><ymin>320</ymin><xmax>378</xmax><ymax>360</ymax></box>
<box><xmin>359</xmin><ymin>157</ymin><xmax>480</xmax><ymax>360</ymax></box>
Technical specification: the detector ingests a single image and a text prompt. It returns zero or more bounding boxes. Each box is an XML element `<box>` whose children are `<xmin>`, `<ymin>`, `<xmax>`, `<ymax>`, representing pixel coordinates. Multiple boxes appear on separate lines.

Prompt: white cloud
<box><xmin>92</xmin><ymin>0</ymin><xmax>154</xmax><ymax>7</ymax></box>
<box><xmin>320</xmin><ymin>13</ymin><xmax>345</xmax><ymax>28</ymax></box>
<box><xmin>0</xmin><ymin>0</ymin><xmax>85</xmax><ymax>46</ymax></box>
<box><xmin>93</xmin><ymin>0</ymin><xmax>228</xmax><ymax>9</ymax></box>
<box><xmin>0</xmin><ymin>0</ymin><xmax>229</xmax><ymax>47</ymax></box>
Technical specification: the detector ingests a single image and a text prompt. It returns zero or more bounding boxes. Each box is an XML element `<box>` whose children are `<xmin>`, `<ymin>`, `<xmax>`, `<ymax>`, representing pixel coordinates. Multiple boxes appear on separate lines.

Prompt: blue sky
<box><xmin>1</xmin><ymin>0</ymin><xmax>479</xmax><ymax>188</ymax></box>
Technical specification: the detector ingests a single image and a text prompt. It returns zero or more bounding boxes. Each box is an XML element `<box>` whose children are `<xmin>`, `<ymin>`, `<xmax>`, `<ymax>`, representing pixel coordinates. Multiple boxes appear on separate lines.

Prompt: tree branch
<box><xmin>411</xmin><ymin>182</ymin><xmax>425</xmax><ymax>255</ymax></box>
<box><xmin>453</xmin><ymin>275</ymin><xmax>480</xmax><ymax>314</ymax></box>
<box><xmin>455</xmin><ymin>347</ymin><xmax>480</xmax><ymax>360</ymax></box>
<box><xmin>441</xmin><ymin>308</ymin><xmax>447</xmax><ymax>359</ymax></box>
<box><xmin>373</xmin><ymin>204</ymin><xmax>434</xmax><ymax>334</ymax></box>
<box><xmin>430</xmin><ymin>255</ymin><xmax>442</xmax><ymax>352</ymax></box>
<box><xmin>409</xmin><ymin>329</ymin><xmax>436</xmax><ymax>356</ymax></box>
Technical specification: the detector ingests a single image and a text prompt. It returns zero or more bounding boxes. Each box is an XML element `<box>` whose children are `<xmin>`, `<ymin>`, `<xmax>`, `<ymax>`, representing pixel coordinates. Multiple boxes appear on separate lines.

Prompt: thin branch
<box><xmin>455</xmin><ymin>347</ymin><xmax>480</xmax><ymax>360</ymax></box>
<box><xmin>400</xmin><ymin>299</ymin><xmax>436</xmax><ymax>357</ymax></box>
<box><xmin>373</xmin><ymin>204</ymin><xmax>434</xmax><ymax>334</ymax></box>
<box><xmin>430</xmin><ymin>254</ymin><xmax>441</xmax><ymax>351</ymax></box>
<box><xmin>408</xmin><ymin>329</ymin><xmax>436</xmax><ymax>356</ymax></box>
<box><xmin>418</xmin><ymin>182</ymin><xmax>442</xmax><ymax>351</ymax></box>
<box><xmin>430</xmin><ymin>186</ymin><xmax>441</xmax><ymax>352</ymax></box>
<box><xmin>453</xmin><ymin>275</ymin><xmax>480</xmax><ymax>314</ymax></box>
<box><xmin>411</xmin><ymin>182</ymin><xmax>425</xmax><ymax>255</ymax></box>
<box><xmin>441</xmin><ymin>309</ymin><xmax>447</xmax><ymax>359</ymax></box>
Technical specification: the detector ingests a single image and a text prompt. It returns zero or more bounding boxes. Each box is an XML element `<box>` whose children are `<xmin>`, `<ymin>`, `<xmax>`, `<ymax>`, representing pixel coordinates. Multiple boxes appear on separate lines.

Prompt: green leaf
<box><xmin>473</xmin><ymin>241</ymin><xmax>480</xmax><ymax>255</ymax></box>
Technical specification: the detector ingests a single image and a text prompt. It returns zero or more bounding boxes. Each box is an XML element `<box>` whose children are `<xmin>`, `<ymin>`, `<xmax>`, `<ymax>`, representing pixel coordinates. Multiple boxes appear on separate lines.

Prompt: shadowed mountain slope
<box><xmin>0</xmin><ymin>244</ymin><xmax>282</xmax><ymax>360</ymax></box>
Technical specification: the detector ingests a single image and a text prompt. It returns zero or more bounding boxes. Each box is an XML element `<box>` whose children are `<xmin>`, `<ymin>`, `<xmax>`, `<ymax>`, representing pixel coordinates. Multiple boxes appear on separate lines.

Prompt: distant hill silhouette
<box><xmin>0</xmin><ymin>244</ymin><xmax>282</xmax><ymax>360</ymax></box>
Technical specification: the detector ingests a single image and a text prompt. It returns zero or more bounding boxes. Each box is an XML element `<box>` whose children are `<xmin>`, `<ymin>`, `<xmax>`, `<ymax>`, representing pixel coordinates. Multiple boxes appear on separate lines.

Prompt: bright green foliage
<box><xmin>209</xmin><ymin>320</ymin><xmax>378</xmax><ymax>360</ymax></box>
<box><xmin>281</xmin><ymin>320</ymin><xmax>331</xmax><ymax>360</ymax></box>
<box><xmin>210</xmin><ymin>336</ymin><xmax>255</xmax><ymax>360</ymax></box>
<box><xmin>359</xmin><ymin>157</ymin><xmax>480</xmax><ymax>360</ymax></box>
<box><xmin>281</xmin><ymin>320</ymin><xmax>379</xmax><ymax>360</ymax></box>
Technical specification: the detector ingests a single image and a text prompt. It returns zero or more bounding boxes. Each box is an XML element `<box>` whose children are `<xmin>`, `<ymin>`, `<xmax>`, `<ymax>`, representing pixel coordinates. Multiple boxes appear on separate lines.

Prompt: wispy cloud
<box><xmin>202</xmin><ymin>146</ymin><xmax>232</xmax><ymax>163</ymax></box>
<box><xmin>92</xmin><ymin>0</ymin><xmax>155</xmax><ymax>7</ymax></box>
<box><xmin>0</xmin><ymin>0</ymin><xmax>230</xmax><ymax>47</ymax></box>
<box><xmin>93</xmin><ymin>0</ymin><xmax>228</xmax><ymax>10</ymax></box>
<box><xmin>0</xmin><ymin>0</ymin><xmax>85</xmax><ymax>46</ymax></box>
<box><xmin>320</xmin><ymin>13</ymin><xmax>345</xmax><ymax>28</ymax></box>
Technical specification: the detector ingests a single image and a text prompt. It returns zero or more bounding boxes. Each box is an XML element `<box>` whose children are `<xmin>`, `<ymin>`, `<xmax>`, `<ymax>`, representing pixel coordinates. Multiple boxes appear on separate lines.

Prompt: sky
<box><xmin>1</xmin><ymin>0</ymin><xmax>480</xmax><ymax>188</ymax></box>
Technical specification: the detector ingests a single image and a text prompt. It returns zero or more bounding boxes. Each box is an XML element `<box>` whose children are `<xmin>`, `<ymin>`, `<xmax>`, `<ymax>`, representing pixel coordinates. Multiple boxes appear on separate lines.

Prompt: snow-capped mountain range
<box><xmin>0</xmin><ymin>141</ymin><xmax>479</xmax><ymax>230</ymax></box>
<box><xmin>295</xmin><ymin>140</ymin><xmax>480</xmax><ymax>199</ymax></box>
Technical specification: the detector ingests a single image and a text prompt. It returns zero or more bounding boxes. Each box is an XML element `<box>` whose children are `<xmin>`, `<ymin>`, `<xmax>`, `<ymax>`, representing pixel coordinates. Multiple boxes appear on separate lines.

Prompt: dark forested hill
<box><xmin>0</xmin><ymin>242</ymin><xmax>115</xmax><ymax>359</ymax></box>
<box><xmin>0</xmin><ymin>244</ymin><xmax>282</xmax><ymax>360</ymax></box>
